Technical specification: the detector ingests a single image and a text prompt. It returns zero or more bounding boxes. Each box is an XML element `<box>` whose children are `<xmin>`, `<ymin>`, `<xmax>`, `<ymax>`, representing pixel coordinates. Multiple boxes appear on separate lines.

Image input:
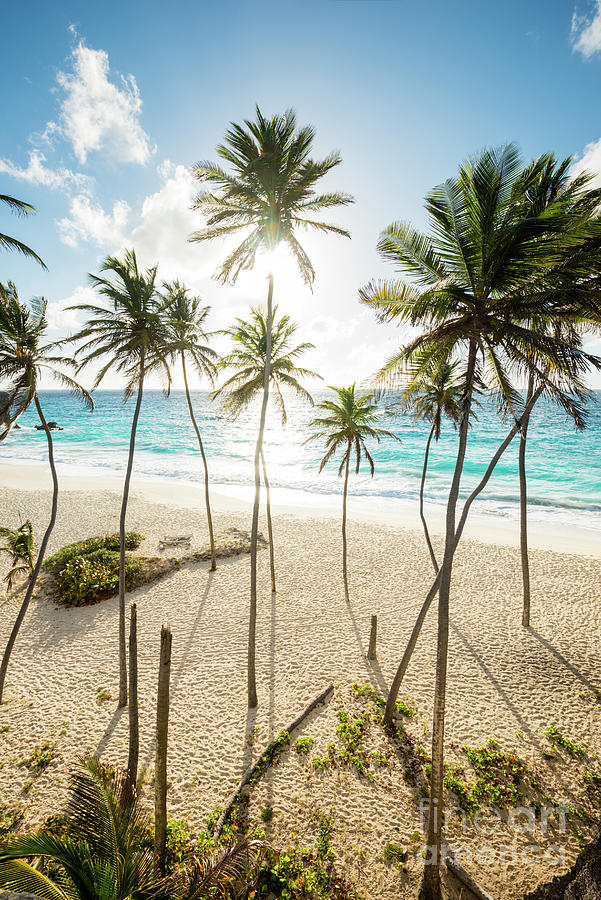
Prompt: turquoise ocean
<box><xmin>1</xmin><ymin>390</ymin><xmax>600</xmax><ymax>533</ymax></box>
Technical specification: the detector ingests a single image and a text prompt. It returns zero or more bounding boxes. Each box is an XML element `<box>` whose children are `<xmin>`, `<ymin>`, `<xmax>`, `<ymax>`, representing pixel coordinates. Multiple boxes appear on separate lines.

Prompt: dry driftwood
<box><xmin>214</xmin><ymin>683</ymin><xmax>334</xmax><ymax>837</ymax></box>
<box><xmin>446</xmin><ymin>852</ymin><xmax>496</xmax><ymax>900</ymax></box>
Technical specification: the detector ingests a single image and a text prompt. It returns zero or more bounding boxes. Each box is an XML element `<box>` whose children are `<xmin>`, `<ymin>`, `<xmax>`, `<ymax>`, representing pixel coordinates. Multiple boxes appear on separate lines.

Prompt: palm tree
<box><xmin>161</xmin><ymin>281</ymin><xmax>218</xmax><ymax>570</ymax></box>
<box><xmin>190</xmin><ymin>105</ymin><xmax>352</xmax><ymax>707</ymax></box>
<box><xmin>0</xmin><ymin>519</ymin><xmax>34</xmax><ymax>593</ymax></box>
<box><xmin>306</xmin><ymin>385</ymin><xmax>400</xmax><ymax>602</ymax></box>
<box><xmin>394</xmin><ymin>359</ymin><xmax>464</xmax><ymax>573</ymax></box>
<box><xmin>0</xmin><ymin>756</ymin><xmax>263</xmax><ymax>898</ymax></box>
<box><xmin>69</xmin><ymin>249</ymin><xmax>171</xmax><ymax>708</ymax></box>
<box><xmin>359</xmin><ymin>144</ymin><xmax>601</xmax><ymax>899</ymax></box>
<box><xmin>0</xmin><ymin>194</ymin><xmax>46</xmax><ymax>269</ymax></box>
<box><xmin>0</xmin><ymin>290</ymin><xmax>92</xmax><ymax>704</ymax></box>
<box><xmin>213</xmin><ymin>305</ymin><xmax>318</xmax><ymax>592</ymax></box>
<box><xmin>511</xmin><ymin>154</ymin><xmax>601</xmax><ymax>627</ymax></box>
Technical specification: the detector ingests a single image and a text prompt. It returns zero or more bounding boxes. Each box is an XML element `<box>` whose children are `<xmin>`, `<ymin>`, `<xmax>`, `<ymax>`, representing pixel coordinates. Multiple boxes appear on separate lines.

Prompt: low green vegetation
<box><xmin>582</xmin><ymin>767</ymin><xmax>601</xmax><ymax>809</ymax></box>
<box><xmin>43</xmin><ymin>528</ymin><xmax>266</xmax><ymax>607</ymax></box>
<box><xmin>350</xmin><ymin>682</ymin><xmax>416</xmax><ymax>719</ymax></box>
<box><xmin>96</xmin><ymin>686</ymin><xmax>112</xmax><ymax>704</ymax></box>
<box><xmin>18</xmin><ymin>741</ymin><xmax>57</xmax><ymax>774</ymax></box>
<box><xmin>294</xmin><ymin>736</ymin><xmax>314</xmax><ymax>755</ymax></box>
<box><xmin>544</xmin><ymin>724</ymin><xmax>587</xmax><ymax>759</ymax></box>
<box><xmin>383</xmin><ymin>841</ymin><xmax>408</xmax><ymax>870</ymax></box>
<box><xmin>260</xmin><ymin>806</ymin><xmax>274</xmax><ymax>823</ymax></box>
<box><xmin>43</xmin><ymin>532</ymin><xmax>144</xmax><ymax>606</ymax></box>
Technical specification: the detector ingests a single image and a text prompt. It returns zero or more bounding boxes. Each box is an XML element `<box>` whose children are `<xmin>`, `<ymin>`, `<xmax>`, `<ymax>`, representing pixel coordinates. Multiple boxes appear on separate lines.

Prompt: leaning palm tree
<box><xmin>360</xmin><ymin>143</ymin><xmax>601</xmax><ymax>900</ymax></box>
<box><xmin>161</xmin><ymin>281</ymin><xmax>218</xmax><ymax>570</ymax></box>
<box><xmin>511</xmin><ymin>154</ymin><xmax>601</xmax><ymax>627</ymax></box>
<box><xmin>0</xmin><ymin>519</ymin><xmax>34</xmax><ymax>593</ymax></box>
<box><xmin>0</xmin><ymin>290</ymin><xmax>92</xmax><ymax>704</ymax></box>
<box><xmin>213</xmin><ymin>305</ymin><xmax>318</xmax><ymax>592</ymax></box>
<box><xmin>306</xmin><ymin>385</ymin><xmax>400</xmax><ymax>602</ymax></box>
<box><xmin>69</xmin><ymin>249</ymin><xmax>171</xmax><ymax>708</ymax></box>
<box><xmin>0</xmin><ymin>756</ymin><xmax>265</xmax><ymax>898</ymax></box>
<box><xmin>0</xmin><ymin>193</ymin><xmax>46</xmax><ymax>269</ymax></box>
<box><xmin>190</xmin><ymin>105</ymin><xmax>353</xmax><ymax>707</ymax></box>
<box><xmin>394</xmin><ymin>359</ymin><xmax>464</xmax><ymax>573</ymax></box>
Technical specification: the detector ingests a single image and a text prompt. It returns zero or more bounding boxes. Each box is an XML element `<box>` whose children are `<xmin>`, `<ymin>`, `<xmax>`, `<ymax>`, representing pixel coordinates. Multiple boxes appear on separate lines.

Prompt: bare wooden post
<box><xmin>154</xmin><ymin>624</ymin><xmax>172</xmax><ymax>874</ymax></box>
<box><xmin>127</xmin><ymin>603</ymin><xmax>139</xmax><ymax>787</ymax></box>
<box><xmin>367</xmin><ymin>615</ymin><xmax>377</xmax><ymax>660</ymax></box>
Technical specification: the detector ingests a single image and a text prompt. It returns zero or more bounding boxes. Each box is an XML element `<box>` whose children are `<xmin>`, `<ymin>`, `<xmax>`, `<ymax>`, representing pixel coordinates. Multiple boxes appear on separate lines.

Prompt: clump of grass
<box><xmin>260</xmin><ymin>806</ymin><xmax>274</xmax><ymax>823</ymax></box>
<box><xmin>383</xmin><ymin>842</ymin><xmax>407</xmax><ymax>870</ymax></box>
<box><xmin>315</xmin><ymin>814</ymin><xmax>334</xmax><ymax>861</ymax></box>
<box><xmin>583</xmin><ymin>768</ymin><xmax>601</xmax><ymax>808</ymax></box>
<box><xmin>544</xmin><ymin>725</ymin><xmax>587</xmax><ymax>759</ymax></box>
<box><xmin>96</xmin><ymin>686</ymin><xmax>111</xmax><ymax>704</ymax></box>
<box><xmin>18</xmin><ymin>741</ymin><xmax>57</xmax><ymax>774</ymax></box>
<box><xmin>294</xmin><ymin>736</ymin><xmax>314</xmax><ymax>755</ymax></box>
<box><xmin>350</xmin><ymin>682</ymin><xmax>416</xmax><ymax>719</ymax></box>
<box><xmin>0</xmin><ymin>802</ymin><xmax>25</xmax><ymax>837</ymax></box>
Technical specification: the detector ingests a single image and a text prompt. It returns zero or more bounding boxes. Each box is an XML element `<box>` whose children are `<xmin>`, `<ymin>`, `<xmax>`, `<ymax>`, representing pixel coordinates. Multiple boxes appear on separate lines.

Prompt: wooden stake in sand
<box><xmin>127</xmin><ymin>603</ymin><xmax>139</xmax><ymax>787</ymax></box>
<box><xmin>367</xmin><ymin>615</ymin><xmax>377</xmax><ymax>660</ymax></box>
<box><xmin>154</xmin><ymin>624</ymin><xmax>172</xmax><ymax>873</ymax></box>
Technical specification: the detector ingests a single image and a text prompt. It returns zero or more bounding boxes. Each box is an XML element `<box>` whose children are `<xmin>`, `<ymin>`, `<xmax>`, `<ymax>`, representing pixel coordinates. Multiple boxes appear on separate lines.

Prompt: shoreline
<box><xmin>0</xmin><ymin>460</ymin><xmax>598</xmax><ymax>558</ymax></box>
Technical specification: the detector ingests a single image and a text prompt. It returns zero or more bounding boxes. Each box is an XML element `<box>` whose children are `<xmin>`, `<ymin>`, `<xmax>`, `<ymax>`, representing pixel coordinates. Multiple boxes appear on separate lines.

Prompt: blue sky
<box><xmin>2</xmin><ymin>0</ymin><xmax>601</xmax><ymax>387</ymax></box>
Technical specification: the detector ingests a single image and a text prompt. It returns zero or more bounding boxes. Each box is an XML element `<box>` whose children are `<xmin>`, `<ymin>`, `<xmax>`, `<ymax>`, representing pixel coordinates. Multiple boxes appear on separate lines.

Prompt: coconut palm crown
<box><xmin>0</xmin><ymin>288</ymin><xmax>92</xmax><ymax>439</ymax></box>
<box><xmin>213</xmin><ymin>305</ymin><xmax>319</xmax><ymax>423</ymax></box>
<box><xmin>0</xmin><ymin>519</ymin><xmax>34</xmax><ymax>594</ymax></box>
<box><xmin>189</xmin><ymin>105</ymin><xmax>354</xmax><ymax>285</ymax></box>
<box><xmin>69</xmin><ymin>249</ymin><xmax>172</xmax><ymax>396</ymax></box>
<box><xmin>307</xmin><ymin>384</ymin><xmax>400</xmax><ymax>476</ymax></box>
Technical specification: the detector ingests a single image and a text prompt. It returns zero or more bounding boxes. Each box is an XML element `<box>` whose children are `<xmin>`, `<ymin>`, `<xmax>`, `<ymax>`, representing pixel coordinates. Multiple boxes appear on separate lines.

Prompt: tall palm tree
<box><xmin>190</xmin><ymin>105</ymin><xmax>353</xmax><ymax>707</ymax></box>
<box><xmin>213</xmin><ymin>305</ymin><xmax>318</xmax><ymax>593</ymax></box>
<box><xmin>360</xmin><ymin>144</ymin><xmax>601</xmax><ymax>899</ymax></box>
<box><xmin>69</xmin><ymin>249</ymin><xmax>171</xmax><ymax>708</ymax></box>
<box><xmin>0</xmin><ymin>519</ymin><xmax>34</xmax><ymax>593</ymax></box>
<box><xmin>511</xmin><ymin>154</ymin><xmax>601</xmax><ymax>627</ymax></box>
<box><xmin>0</xmin><ymin>194</ymin><xmax>46</xmax><ymax>269</ymax></box>
<box><xmin>306</xmin><ymin>385</ymin><xmax>400</xmax><ymax>602</ymax></box>
<box><xmin>0</xmin><ymin>290</ymin><xmax>92</xmax><ymax>704</ymax></box>
<box><xmin>394</xmin><ymin>359</ymin><xmax>464</xmax><ymax>573</ymax></box>
<box><xmin>161</xmin><ymin>281</ymin><xmax>218</xmax><ymax>570</ymax></box>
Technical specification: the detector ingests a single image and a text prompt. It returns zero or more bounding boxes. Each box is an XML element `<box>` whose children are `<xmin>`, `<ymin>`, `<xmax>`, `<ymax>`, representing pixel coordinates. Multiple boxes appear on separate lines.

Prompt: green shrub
<box><xmin>44</xmin><ymin>532</ymin><xmax>144</xmax><ymax>575</ymax></box>
<box><xmin>544</xmin><ymin>724</ymin><xmax>587</xmax><ymax>759</ymax></box>
<box><xmin>55</xmin><ymin>549</ymin><xmax>142</xmax><ymax>607</ymax></box>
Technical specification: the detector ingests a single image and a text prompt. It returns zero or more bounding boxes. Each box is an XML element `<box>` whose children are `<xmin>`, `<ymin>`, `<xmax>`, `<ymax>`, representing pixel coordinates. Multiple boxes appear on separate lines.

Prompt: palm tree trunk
<box><xmin>248</xmin><ymin>273</ymin><xmax>274</xmax><ymax>708</ymax></box>
<box><xmin>342</xmin><ymin>447</ymin><xmax>350</xmax><ymax>603</ymax></box>
<box><xmin>127</xmin><ymin>603</ymin><xmax>139</xmax><ymax>787</ymax></box>
<box><xmin>520</xmin><ymin>375</ymin><xmax>534</xmax><ymax>628</ymax></box>
<box><xmin>118</xmin><ymin>362</ymin><xmax>145</xmax><ymax>708</ymax></box>
<box><xmin>154</xmin><ymin>624</ymin><xmax>172</xmax><ymax>875</ymax></box>
<box><xmin>0</xmin><ymin>394</ymin><xmax>58</xmax><ymax>704</ymax></box>
<box><xmin>261</xmin><ymin>447</ymin><xmax>276</xmax><ymax>593</ymax></box>
<box><xmin>420</xmin><ymin>341</ymin><xmax>477</xmax><ymax>900</ymax></box>
<box><xmin>382</xmin><ymin>381</ymin><xmax>545</xmax><ymax>728</ymax></box>
<box><xmin>181</xmin><ymin>353</ymin><xmax>216</xmax><ymax>570</ymax></box>
<box><xmin>421</xmin><ymin>423</ymin><xmax>439</xmax><ymax>573</ymax></box>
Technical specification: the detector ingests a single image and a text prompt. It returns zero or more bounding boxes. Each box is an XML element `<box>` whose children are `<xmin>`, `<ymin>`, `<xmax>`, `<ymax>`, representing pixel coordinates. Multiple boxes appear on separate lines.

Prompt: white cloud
<box><xmin>45</xmin><ymin>284</ymin><xmax>96</xmax><ymax>333</ymax></box>
<box><xmin>570</xmin><ymin>136</ymin><xmax>601</xmax><ymax>187</ymax></box>
<box><xmin>54</xmin><ymin>41</ymin><xmax>153</xmax><ymax>165</ymax></box>
<box><xmin>571</xmin><ymin>1</ymin><xmax>601</xmax><ymax>56</ymax></box>
<box><xmin>0</xmin><ymin>150</ymin><xmax>92</xmax><ymax>193</ymax></box>
<box><xmin>57</xmin><ymin>195</ymin><xmax>130</xmax><ymax>248</ymax></box>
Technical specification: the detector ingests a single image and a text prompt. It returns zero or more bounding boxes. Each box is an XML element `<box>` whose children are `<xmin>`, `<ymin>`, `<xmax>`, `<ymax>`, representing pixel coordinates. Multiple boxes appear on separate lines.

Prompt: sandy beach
<box><xmin>0</xmin><ymin>461</ymin><xmax>600</xmax><ymax>898</ymax></box>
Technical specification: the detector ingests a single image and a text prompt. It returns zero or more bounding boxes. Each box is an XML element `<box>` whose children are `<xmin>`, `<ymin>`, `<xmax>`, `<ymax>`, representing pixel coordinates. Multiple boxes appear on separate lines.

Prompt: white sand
<box><xmin>0</xmin><ymin>462</ymin><xmax>600</xmax><ymax>898</ymax></box>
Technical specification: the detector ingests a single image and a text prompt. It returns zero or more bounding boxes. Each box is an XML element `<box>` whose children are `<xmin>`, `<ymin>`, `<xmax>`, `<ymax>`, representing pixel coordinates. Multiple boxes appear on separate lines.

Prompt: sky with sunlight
<box><xmin>2</xmin><ymin>0</ymin><xmax>601</xmax><ymax>389</ymax></box>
